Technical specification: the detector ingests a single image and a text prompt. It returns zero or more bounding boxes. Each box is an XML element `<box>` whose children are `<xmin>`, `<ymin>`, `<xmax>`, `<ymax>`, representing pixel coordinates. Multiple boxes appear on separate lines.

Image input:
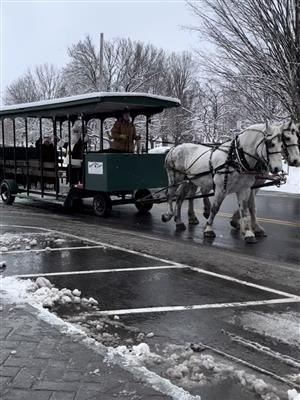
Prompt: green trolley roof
<box><xmin>0</xmin><ymin>92</ymin><xmax>181</xmax><ymax>121</ymax></box>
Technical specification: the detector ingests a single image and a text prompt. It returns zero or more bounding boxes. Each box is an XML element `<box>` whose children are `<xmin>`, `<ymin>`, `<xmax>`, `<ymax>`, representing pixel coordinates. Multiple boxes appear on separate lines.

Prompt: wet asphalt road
<box><xmin>0</xmin><ymin>192</ymin><xmax>299</xmax><ymax>399</ymax></box>
<box><xmin>80</xmin><ymin>190</ymin><xmax>300</xmax><ymax>265</ymax></box>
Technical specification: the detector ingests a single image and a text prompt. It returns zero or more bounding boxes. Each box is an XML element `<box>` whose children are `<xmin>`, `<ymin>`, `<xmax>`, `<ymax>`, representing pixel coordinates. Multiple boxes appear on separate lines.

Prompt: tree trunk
<box><xmin>296</xmin><ymin>0</ymin><xmax>300</xmax><ymax>120</ymax></box>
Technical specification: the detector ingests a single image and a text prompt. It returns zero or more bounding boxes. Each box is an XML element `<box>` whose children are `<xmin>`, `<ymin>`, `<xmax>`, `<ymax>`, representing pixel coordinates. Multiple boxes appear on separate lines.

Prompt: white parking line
<box><xmin>85</xmin><ymin>298</ymin><xmax>300</xmax><ymax>316</ymax></box>
<box><xmin>14</xmin><ymin>265</ymin><xmax>183</xmax><ymax>278</ymax></box>
<box><xmin>2</xmin><ymin>224</ymin><xmax>298</xmax><ymax>299</ymax></box>
<box><xmin>2</xmin><ymin>245</ymin><xmax>103</xmax><ymax>255</ymax></box>
<box><xmin>187</xmin><ymin>266</ymin><xmax>297</xmax><ymax>299</ymax></box>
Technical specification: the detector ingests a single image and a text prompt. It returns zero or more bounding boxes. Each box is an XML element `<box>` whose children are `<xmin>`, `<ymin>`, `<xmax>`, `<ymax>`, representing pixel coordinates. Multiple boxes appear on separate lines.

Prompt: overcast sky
<box><xmin>1</xmin><ymin>0</ymin><xmax>199</xmax><ymax>100</ymax></box>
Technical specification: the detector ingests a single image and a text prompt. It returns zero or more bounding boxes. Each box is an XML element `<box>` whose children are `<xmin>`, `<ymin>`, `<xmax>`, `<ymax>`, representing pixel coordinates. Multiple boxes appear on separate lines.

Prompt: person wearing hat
<box><xmin>110</xmin><ymin>108</ymin><xmax>140</xmax><ymax>153</ymax></box>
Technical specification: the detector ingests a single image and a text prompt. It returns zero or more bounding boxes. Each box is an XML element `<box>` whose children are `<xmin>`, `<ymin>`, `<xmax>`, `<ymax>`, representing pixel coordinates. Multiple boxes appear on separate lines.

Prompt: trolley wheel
<box><xmin>0</xmin><ymin>181</ymin><xmax>16</xmax><ymax>205</ymax></box>
<box><xmin>135</xmin><ymin>189</ymin><xmax>153</xmax><ymax>213</ymax></box>
<box><xmin>93</xmin><ymin>193</ymin><xmax>112</xmax><ymax>217</ymax></box>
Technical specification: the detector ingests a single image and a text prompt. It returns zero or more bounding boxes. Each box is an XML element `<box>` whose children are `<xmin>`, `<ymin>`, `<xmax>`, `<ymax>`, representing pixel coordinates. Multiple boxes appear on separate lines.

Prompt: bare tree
<box><xmin>6</xmin><ymin>63</ymin><xmax>66</xmax><ymax>104</ymax></box>
<box><xmin>63</xmin><ymin>36</ymin><xmax>99</xmax><ymax>94</ymax></box>
<box><xmin>64</xmin><ymin>35</ymin><xmax>167</xmax><ymax>94</ymax></box>
<box><xmin>188</xmin><ymin>0</ymin><xmax>300</xmax><ymax>120</ymax></box>
<box><xmin>161</xmin><ymin>52</ymin><xmax>199</xmax><ymax>145</ymax></box>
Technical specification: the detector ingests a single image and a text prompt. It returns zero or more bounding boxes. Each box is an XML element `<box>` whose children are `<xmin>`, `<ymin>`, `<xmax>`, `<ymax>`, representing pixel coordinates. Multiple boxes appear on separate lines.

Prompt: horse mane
<box><xmin>244</xmin><ymin>122</ymin><xmax>281</xmax><ymax>140</ymax></box>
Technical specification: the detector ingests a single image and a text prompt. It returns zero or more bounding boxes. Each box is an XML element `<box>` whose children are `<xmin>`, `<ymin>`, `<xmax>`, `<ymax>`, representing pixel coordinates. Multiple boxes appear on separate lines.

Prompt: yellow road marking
<box><xmin>157</xmin><ymin>204</ymin><xmax>300</xmax><ymax>228</ymax></box>
<box><xmin>217</xmin><ymin>211</ymin><xmax>300</xmax><ymax>228</ymax></box>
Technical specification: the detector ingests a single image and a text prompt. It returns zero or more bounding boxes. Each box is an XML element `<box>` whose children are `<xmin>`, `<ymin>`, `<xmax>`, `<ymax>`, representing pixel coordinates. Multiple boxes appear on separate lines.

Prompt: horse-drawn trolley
<box><xmin>0</xmin><ymin>92</ymin><xmax>180</xmax><ymax>216</ymax></box>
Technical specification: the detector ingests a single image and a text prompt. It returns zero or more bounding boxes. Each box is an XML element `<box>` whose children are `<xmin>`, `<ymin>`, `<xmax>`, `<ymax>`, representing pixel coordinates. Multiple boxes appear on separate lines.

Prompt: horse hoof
<box><xmin>203</xmin><ymin>211</ymin><xmax>210</xmax><ymax>219</ymax></box>
<box><xmin>204</xmin><ymin>230</ymin><xmax>216</xmax><ymax>239</ymax></box>
<box><xmin>230</xmin><ymin>220</ymin><xmax>240</xmax><ymax>230</ymax></box>
<box><xmin>161</xmin><ymin>214</ymin><xmax>170</xmax><ymax>223</ymax></box>
<box><xmin>255</xmin><ymin>230</ymin><xmax>267</xmax><ymax>237</ymax></box>
<box><xmin>245</xmin><ymin>236</ymin><xmax>257</xmax><ymax>244</ymax></box>
<box><xmin>176</xmin><ymin>223</ymin><xmax>186</xmax><ymax>231</ymax></box>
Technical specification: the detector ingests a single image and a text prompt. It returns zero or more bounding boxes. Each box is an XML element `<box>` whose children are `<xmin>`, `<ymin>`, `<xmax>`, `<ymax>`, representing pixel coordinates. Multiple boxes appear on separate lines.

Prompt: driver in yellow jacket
<box><xmin>110</xmin><ymin>108</ymin><xmax>140</xmax><ymax>153</ymax></box>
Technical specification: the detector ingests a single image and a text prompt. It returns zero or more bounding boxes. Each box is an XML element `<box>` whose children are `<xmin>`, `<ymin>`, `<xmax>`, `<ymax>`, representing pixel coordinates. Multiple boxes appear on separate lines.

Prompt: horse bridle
<box><xmin>235</xmin><ymin>129</ymin><xmax>282</xmax><ymax>172</ymax></box>
<box><xmin>281</xmin><ymin>122</ymin><xmax>300</xmax><ymax>160</ymax></box>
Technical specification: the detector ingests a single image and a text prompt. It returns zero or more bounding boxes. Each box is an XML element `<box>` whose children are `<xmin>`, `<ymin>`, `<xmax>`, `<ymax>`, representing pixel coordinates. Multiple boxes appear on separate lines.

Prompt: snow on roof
<box><xmin>0</xmin><ymin>91</ymin><xmax>181</xmax><ymax>112</ymax></box>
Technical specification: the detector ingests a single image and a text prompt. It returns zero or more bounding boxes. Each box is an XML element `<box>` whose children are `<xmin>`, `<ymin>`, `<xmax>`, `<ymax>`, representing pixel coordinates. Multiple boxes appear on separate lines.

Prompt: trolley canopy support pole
<box><xmin>13</xmin><ymin>118</ymin><xmax>16</xmax><ymax>180</ymax></box>
<box><xmin>24</xmin><ymin>118</ymin><xmax>29</xmax><ymax>195</ymax></box>
<box><xmin>59</xmin><ymin>120</ymin><xmax>63</xmax><ymax>170</ymax></box>
<box><xmin>1</xmin><ymin>119</ymin><xmax>5</xmax><ymax>178</ymax></box>
<box><xmin>53</xmin><ymin>117</ymin><xmax>59</xmax><ymax>199</ymax></box>
<box><xmin>81</xmin><ymin>117</ymin><xmax>85</xmax><ymax>185</ymax></box>
<box><xmin>145</xmin><ymin>115</ymin><xmax>150</xmax><ymax>153</ymax></box>
<box><xmin>81</xmin><ymin>117</ymin><xmax>85</xmax><ymax>159</ymax></box>
<box><xmin>39</xmin><ymin>118</ymin><xmax>44</xmax><ymax>197</ymax></box>
<box><xmin>68</xmin><ymin>118</ymin><xmax>72</xmax><ymax>188</ymax></box>
<box><xmin>100</xmin><ymin>119</ymin><xmax>104</xmax><ymax>150</ymax></box>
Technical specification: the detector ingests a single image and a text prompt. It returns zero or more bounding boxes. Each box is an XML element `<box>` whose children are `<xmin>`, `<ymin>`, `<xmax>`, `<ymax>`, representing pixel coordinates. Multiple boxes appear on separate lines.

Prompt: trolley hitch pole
<box><xmin>137</xmin><ymin>192</ymin><xmax>215</xmax><ymax>205</ymax></box>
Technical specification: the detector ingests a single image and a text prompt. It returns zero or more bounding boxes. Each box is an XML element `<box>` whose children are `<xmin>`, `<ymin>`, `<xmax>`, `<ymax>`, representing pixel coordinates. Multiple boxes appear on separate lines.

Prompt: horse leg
<box><xmin>161</xmin><ymin>169</ymin><xmax>177</xmax><ymax>223</ymax></box>
<box><xmin>174</xmin><ymin>182</ymin><xmax>189</xmax><ymax>231</ymax></box>
<box><xmin>248</xmin><ymin>190</ymin><xmax>267</xmax><ymax>237</ymax></box>
<box><xmin>203</xmin><ymin>188</ymin><xmax>225</xmax><ymax>238</ymax></box>
<box><xmin>188</xmin><ymin>184</ymin><xmax>199</xmax><ymax>225</ymax></box>
<box><xmin>203</xmin><ymin>197</ymin><xmax>211</xmax><ymax>219</ymax></box>
<box><xmin>230</xmin><ymin>209</ymin><xmax>241</xmax><ymax>230</ymax></box>
<box><xmin>236</xmin><ymin>189</ymin><xmax>257</xmax><ymax>243</ymax></box>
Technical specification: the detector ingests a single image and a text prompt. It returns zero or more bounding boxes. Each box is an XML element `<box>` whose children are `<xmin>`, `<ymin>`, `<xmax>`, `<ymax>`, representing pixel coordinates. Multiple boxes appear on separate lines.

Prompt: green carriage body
<box><xmin>84</xmin><ymin>153</ymin><xmax>167</xmax><ymax>192</ymax></box>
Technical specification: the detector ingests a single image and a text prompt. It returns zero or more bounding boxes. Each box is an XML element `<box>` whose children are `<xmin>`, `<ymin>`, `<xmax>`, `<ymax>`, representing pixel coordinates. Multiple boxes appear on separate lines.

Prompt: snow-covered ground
<box><xmin>264</xmin><ymin>167</ymin><xmax>300</xmax><ymax>194</ymax></box>
<box><xmin>234</xmin><ymin>310</ymin><xmax>300</xmax><ymax>348</ymax></box>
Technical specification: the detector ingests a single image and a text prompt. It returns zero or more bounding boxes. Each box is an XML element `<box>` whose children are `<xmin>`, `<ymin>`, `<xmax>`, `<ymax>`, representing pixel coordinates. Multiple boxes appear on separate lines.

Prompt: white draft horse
<box><xmin>229</xmin><ymin>122</ymin><xmax>300</xmax><ymax>234</ymax></box>
<box><xmin>162</xmin><ymin>123</ymin><xmax>286</xmax><ymax>243</ymax></box>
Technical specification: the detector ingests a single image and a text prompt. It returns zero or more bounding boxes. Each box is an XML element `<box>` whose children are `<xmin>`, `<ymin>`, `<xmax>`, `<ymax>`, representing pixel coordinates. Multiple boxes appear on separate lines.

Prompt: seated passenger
<box><xmin>71</xmin><ymin>125</ymin><xmax>88</xmax><ymax>160</ymax></box>
<box><xmin>110</xmin><ymin>108</ymin><xmax>140</xmax><ymax>153</ymax></box>
<box><xmin>41</xmin><ymin>135</ymin><xmax>55</xmax><ymax>162</ymax></box>
<box><xmin>69</xmin><ymin>125</ymin><xmax>87</xmax><ymax>184</ymax></box>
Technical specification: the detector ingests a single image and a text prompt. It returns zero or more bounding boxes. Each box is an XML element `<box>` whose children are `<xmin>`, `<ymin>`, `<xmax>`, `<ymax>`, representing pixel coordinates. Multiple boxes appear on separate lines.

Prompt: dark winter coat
<box><xmin>110</xmin><ymin>120</ymin><xmax>137</xmax><ymax>153</ymax></box>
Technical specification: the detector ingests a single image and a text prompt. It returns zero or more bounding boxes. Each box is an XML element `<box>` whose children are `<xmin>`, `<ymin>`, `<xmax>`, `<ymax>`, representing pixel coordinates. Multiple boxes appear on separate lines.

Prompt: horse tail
<box><xmin>162</xmin><ymin>146</ymin><xmax>178</xmax><ymax>223</ymax></box>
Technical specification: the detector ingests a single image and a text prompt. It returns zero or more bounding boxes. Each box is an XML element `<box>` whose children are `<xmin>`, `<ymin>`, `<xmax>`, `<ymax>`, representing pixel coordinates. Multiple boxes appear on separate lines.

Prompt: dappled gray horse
<box><xmin>162</xmin><ymin>123</ymin><xmax>285</xmax><ymax>243</ymax></box>
<box><xmin>229</xmin><ymin>121</ymin><xmax>300</xmax><ymax>235</ymax></box>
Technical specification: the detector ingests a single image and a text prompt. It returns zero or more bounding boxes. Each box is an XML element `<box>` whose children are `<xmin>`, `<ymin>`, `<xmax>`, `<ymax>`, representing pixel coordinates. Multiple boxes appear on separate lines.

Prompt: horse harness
<box><xmin>168</xmin><ymin>128</ymin><xmax>285</xmax><ymax>191</ymax></box>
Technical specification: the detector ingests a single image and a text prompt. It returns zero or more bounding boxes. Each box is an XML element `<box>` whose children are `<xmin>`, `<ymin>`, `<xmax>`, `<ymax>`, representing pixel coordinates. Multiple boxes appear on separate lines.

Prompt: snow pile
<box><xmin>288</xmin><ymin>389</ymin><xmax>300</xmax><ymax>400</ymax></box>
<box><xmin>0</xmin><ymin>233</ymin><xmax>39</xmax><ymax>252</ymax></box>
<box><xmin>108</xmin><ymin>343</ymin><xmax>162</xmax><ymax>365</ymax></box>
<box><xmin>153</xmin><ymin>345</ymin><xmax>280</xmax><ymax>400</ymax></box>
<box><xmin>0</xmin><ymin>232</ymin><xmax>68</xmax><ymax>253</ymax></box>
<box><xmin>264</xmin><ymin>166</ymin><xmax>300</xmax><ymax>194</ymax></box>
<box><xmin>0</xmin><ymin>276</ymin><xmax>98</xmax><ymax>310</ymax></box>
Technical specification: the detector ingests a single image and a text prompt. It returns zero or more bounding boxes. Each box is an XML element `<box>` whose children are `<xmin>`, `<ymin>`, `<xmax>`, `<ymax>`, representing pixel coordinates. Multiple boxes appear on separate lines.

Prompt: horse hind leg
<box><xmin>188</xmin><ymin>184</ymin><xmax>199</xmax><ymax>225</ymax></box>
<box><xmin>161</xmin><ymin>168</ymin><xmax>177</xmax><ymax>223</ymax></box>
<box><xmin>174</xmin><ymin>182</ymin><xmax>189</xmax><ymax>231</ymax></box>
<box><xmin>204</xmin><ymin>187</ymin><xmax>225</xmax><ymax>239</ymax></box>
<box><xmin>230</xmin><ymin>209</ymin><xmax>241</xmax><ymax>230</ymax></box>
<box><xmin>203</xmin><ymin>197</ymin><xmax>211</xmax><ymax>219</ymax></box>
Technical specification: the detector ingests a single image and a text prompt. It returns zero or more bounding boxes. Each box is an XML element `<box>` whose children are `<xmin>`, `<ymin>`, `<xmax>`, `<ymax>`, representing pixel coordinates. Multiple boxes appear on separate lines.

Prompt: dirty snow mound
<box><xmin>0</xmin><ymin>276</ymin><xmax>99</xmax><ymax>310</ymax></box>
<box><xmin>109</xmin><ymin>343</ymin><xmax>162</xmax><ymax>364</ymax></box>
